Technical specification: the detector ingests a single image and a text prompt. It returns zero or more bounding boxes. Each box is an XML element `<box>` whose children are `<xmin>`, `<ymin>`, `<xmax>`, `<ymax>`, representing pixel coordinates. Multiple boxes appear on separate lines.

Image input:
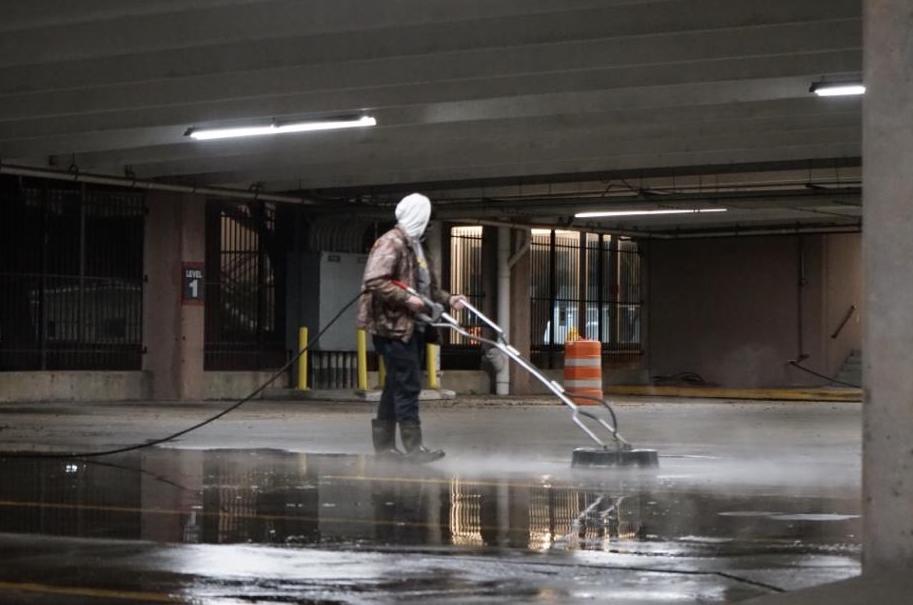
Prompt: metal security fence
<box><xmin>530</xmin><ymin>229</ymin><xmax>642</xmax><ymax>367</ymax></box>
<box><xmin>0</xmin><ymin>177</ymin><xmax>144</xmax><ymax>371</ymax></box>
<box><xmin>612</xmin><ymin>238</ymin><xmax>642</xmax><ymax>348</ymax></box>
<box><xmin>204</xmin><ymin>200</ymin><xmax>289</xmax><ymax>371</ymax></box>
<box><xmin>447</xmin><ymin>226</ymin><xmax>485</xmax><ymax>346</ymax></box>
<box><xmin>441</xmin><ymin>225</ymin><xmax>487</xmax><ymax>370</ymax></box>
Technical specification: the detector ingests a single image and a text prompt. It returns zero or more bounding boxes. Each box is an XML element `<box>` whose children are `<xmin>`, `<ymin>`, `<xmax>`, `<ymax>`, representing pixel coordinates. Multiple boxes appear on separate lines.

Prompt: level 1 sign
<box><xmin>182</xmin><ymin>262</ymin><xmax>204</xmax><ymax>304</ymax></box>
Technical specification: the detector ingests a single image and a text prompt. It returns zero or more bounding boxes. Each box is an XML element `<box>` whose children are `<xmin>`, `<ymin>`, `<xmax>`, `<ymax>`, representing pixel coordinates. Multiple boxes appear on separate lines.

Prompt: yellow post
<box><xmin>378</xmin><ymin>356</ymin><xmax>386</xmax><ymax>388</ymax></box>
<box><xmin>426</xmin><ymin>343</ymin><xmax>440</xmax><ymax>389</ymax></box>
<box><xmin>356</xmin><ymin>328</ymin><xmax>369</xmax><ymax>391</ymax></box>
<box><xmin>297</xmin><ymin>326</ymin><xmax>309</xmax><ymax>391</ymax></box>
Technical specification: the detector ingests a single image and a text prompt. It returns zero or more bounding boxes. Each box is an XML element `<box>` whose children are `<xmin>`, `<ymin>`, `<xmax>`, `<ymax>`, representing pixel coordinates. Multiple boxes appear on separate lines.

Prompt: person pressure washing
<box><xmin>358</xmin><ymin>193</ymin><xmax>467</xmax><ymax>463</ymax></box>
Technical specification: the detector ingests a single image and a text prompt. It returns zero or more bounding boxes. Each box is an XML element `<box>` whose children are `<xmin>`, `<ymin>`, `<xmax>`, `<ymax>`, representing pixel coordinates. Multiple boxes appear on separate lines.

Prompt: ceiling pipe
<box><xmin>432</xmin><ymin>189</ymin><xmax>862</xmax><ymax>218</ymax></box>
<box><xmin>0</xmin><ymin>162</ymin><xmax>315</xmax><ymax>205</ymax></box>
<box><xmin>661</xmin><ymin>224</ymin><xmax>861</xmax><ymax>239</ymax></box>
<box><xmin>468</xmin><ymin>218</ymin><xmax>860</xmax><ymax>240</ymax></box>
<box><xmin>507</xmin><ymin>230</ymin><xmax>530</xmax><ymax>269</ymax></box>
<box><xmin>470</xmin><ymin>218</ymin><xmax>663</xmax><ymax>239</ymax></box>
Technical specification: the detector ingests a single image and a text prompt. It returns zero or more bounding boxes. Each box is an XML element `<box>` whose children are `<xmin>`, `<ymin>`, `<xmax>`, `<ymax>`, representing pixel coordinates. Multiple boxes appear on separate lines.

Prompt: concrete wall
<box><xmin>0</xmin><ymin>371</ymin><xmax>151</xmax><ymax>402</ymax></box>
<box><xmin>823</xmin><ymin>234</ymin><xmax>863</xmax><ymax>375</ymax></box>
<box><xmin>204</xmin><ymin>371</ymin><xmax>287</xmax><ymax>400</ymax></box>
<box><xmin>648</xmin><ymin>234</ymin><xmax>861</xmax><ymax>388</ymax></box>
<box><xmin>0</xmin><ymin>371</ymin><xmax>289</xmax><ymax>403</ymax></box>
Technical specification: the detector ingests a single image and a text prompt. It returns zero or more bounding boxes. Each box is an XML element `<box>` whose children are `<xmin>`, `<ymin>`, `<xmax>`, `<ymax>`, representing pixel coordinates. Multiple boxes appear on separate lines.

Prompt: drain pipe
<box><xmin>496</xmin><ymin>226</ymin><xmax>511</xmax><ymax>395</ymax></box>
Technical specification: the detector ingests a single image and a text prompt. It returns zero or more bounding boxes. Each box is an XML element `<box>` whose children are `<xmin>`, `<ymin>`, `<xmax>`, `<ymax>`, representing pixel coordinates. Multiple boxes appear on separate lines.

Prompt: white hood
<box><xmin>395</xmin><ymin>193</ymin><xmax>431</xmax><ymax>238</ymax></box>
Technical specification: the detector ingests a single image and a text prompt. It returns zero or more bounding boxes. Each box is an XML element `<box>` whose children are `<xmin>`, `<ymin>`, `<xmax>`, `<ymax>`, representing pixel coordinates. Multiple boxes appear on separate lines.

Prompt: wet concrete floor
<box><xmin>0</xmin><ymin>441</ymin><xmax>861</xmax><ymax>604</ymax></box>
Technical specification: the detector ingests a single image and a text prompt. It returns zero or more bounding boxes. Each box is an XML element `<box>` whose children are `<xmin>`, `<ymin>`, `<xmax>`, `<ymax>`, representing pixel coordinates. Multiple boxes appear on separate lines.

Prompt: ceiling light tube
<box><xmin>809</xmin><ymin>82</ymin><xmax>865</xmax><ymax>97</ymax></box>
<box><xmin>187</xmin><ymin>115</ymin><xmax>376</xmax><ymax>141</ymax></box>
<box><xmin>575</xmin><ymin>208</ymin><xmax>728</xmax><ymax>219</ymax></box>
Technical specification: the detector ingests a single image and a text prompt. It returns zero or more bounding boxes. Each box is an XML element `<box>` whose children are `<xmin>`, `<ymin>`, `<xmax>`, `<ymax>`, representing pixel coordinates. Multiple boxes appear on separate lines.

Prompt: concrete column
<box><xmin>509</xmin><ymin>229</ymin><xmax>532</xmax><ymax>395</ymax></box>
<box><xmin>481</xmin><ymin>226</ymin><xmax>499</xmax><ymax>394</ymax></box>
<box><xmin>143</xmin><ymin>192</ymin><xmax>206</xmax><ymax>400</ymax></box>
<box><xmin>863</xmin><ymin>0</ymin><xmax>913</xmax><ymax>570</ymax></box>
<box><xmin>425</xmin><ymin>220</ymin><xmax>443</xmax><ymax>278</ymax></box>
<box><xmin>481</xmin><ymin>227</ymin><xmax>499</xmax><ymax>320</ymax></box>
<box><xmin>496</xmin><ymin>227</ymin><xmax>511</xmax><ymax>395</ymax></box>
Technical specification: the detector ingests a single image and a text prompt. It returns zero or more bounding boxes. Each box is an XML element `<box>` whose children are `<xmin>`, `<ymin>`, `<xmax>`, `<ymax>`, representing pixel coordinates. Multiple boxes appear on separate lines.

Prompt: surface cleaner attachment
<box><xmin>571</xmin><ymin>447</ymin><xmax>660</xmax><ymax>468</ymax></box>
<box><xmin>393</xmin><ymin>281</ymin><xmax>660</xmax><ymax>469</ymax></box>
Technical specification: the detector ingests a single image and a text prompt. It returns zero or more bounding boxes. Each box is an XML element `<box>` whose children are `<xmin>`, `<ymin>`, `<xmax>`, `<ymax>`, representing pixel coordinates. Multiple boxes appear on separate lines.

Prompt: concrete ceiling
<box><xmin>0</xmin><ymin>0</ymin><xmax>862</xmax><ymax>232</ymax></box>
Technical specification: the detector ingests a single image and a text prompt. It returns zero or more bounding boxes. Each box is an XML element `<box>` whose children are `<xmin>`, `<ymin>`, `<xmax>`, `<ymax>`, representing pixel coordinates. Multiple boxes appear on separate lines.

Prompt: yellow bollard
<box><xmin>378</xmin><ymin>356</ymin><xmax>386</xmax><ymax>389</ymax></box>
<box><xmin>426</xmin><ymin>343</ymin><xmax>440</xmax><ymax>389</ymax></box>
<box><xmin>297</xmin><ymin>326</ymin><xmax>309</xmax><ymax>391</ymax></box>
<box><xmin>356</xmin><ymin>328</ymin><xmax>369</xmax><ymax>391</ymax></box>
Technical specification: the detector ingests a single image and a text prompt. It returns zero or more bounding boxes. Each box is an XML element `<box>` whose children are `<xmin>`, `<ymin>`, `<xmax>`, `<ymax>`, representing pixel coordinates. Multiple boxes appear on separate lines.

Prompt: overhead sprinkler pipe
<box><xmin>496</xmin><ymin>226</ymin><xmax>511</xmax><ymax>395</ymax></box>
<box><xmin>0</xmin><ymin>162</ymin><xmax>314</xmax><ymax>205</ymax></box>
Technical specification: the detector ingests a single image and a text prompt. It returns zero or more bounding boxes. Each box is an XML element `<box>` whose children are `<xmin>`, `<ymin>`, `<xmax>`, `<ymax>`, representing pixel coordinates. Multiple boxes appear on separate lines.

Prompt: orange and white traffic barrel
<box><xmin>563</xmin><ymin>339</ymin><xmax>603</xmax><ymax>405</ymax></box>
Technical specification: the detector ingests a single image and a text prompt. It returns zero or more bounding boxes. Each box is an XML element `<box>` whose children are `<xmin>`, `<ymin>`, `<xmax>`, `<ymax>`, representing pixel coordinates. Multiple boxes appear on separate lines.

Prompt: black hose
<box><xmin>562</xmin><ymin>391</ymin><xmax>620</xmax><ymax>436</ymax></box>
<box><xmin>788</xmin><ymin>360</ymin><xmax>861</xmax><ymax>389</ymax></box>
<box><xmin>1</xmin><ymin>291</ymin><xmax>365</xmax><ymax>460</ymax></box>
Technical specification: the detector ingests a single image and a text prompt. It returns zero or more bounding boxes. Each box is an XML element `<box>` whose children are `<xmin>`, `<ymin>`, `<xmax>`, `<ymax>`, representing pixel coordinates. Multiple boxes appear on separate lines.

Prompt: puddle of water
<box><xmin>0</xmin><ymin>448</ymin><xmax>860</xmax><ymax>556</ymax></box>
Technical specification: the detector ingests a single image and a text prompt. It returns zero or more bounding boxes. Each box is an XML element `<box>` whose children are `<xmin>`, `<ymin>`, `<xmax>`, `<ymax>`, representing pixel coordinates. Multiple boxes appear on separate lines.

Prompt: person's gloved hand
<box><xmin>406</xmin><ymin>295</ymin><xmax>426</xmax><ymax>312</ymax></box>
<box><xmin>449</xmin><ymin>294</ymin><xmax>468</xmax><ymax>310</ymax></box>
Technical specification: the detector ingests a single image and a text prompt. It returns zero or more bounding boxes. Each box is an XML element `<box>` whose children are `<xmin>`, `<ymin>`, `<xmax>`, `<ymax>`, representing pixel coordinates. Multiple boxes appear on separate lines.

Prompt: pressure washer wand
<box><xmin>390</xmin><ymin>279</ymin><xmax>632</xmax><ymax>450</ymax></box>
<box><xmin>392</xmin><ymin>280</ymin><xmax>450</xmax><ymax>324</ymax></box>
<box><xmin>392</xmin><ymin>279</ymin><xmax>503</xmax><ymax>336</ymax></box>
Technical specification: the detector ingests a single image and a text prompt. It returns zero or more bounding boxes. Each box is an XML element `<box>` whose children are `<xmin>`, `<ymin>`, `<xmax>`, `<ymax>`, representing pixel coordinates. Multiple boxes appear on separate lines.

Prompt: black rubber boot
<box><xmin>372</xmin><ymin>419</ymin><xmax>404</xmax><ymax>459</ymax></box>
<box><xmin>399</xmin><ymin>421</ymin><xmax>445</xmax><ymax>464</ymax></box>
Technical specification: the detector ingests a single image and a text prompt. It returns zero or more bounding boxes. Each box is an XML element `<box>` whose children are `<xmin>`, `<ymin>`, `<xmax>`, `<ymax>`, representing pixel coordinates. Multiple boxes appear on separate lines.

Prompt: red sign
<box><xmin>182</xmin><ymin>262</ymin><xmax>205</xmax><ymax>305</ymax></box>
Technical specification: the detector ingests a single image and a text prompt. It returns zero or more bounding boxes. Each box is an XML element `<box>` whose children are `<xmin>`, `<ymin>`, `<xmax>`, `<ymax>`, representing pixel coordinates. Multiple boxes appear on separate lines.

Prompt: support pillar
<box><xmin>863</xmin><ymin>0</ymin><xmax>913</xmax><ymax>570</ymax></box>
<box><xmin>496</xmin><ymin>227</ymin><xmax>511</xmax><ymax>395</ymax></box>
<box><xmin>425</xmin><ymin>220</ymin><xmax>443</xmax><ymax>277</ymax></box>
<box><xmin>142</xmin><ymin>192</ymin><xmax>206</xmax><ymax>400</ymax></box>
<box><xmin>509</xmin><ymin>229</ymin><xmax>532</xmax><ymax>395</ymax></box>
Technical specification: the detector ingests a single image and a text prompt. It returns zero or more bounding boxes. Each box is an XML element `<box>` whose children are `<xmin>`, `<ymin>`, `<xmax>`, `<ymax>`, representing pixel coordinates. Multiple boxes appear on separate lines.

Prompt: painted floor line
<box><xmin>0</xmin><ymin>580</ymin><xmax>177</xmax><ymax>603</ymax></box>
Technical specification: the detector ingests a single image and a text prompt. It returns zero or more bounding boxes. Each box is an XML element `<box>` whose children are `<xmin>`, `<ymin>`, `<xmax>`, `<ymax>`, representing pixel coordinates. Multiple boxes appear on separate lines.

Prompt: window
<box><xmin>204</xmin><ymin>200</ymin><xmax>289</xmax><ymax>370</ymax></box>
<box><xmin>0</xmin><ymin>177</ymin><xmax>144</xmax><ymax>370</ymax></box>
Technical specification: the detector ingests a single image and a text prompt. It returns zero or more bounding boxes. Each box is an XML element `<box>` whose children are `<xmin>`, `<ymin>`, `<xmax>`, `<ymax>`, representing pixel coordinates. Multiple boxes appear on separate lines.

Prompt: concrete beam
<box><xmin>37</xmin><ymin>101</ymin><xmax>861</xmax><ymax>172</ymax></box>
<box><xmin>0</xmin><ymin>51</ymin><xmax>860</xmax><ymax>146</ymax></box>
<box><xmin>0</xmin><ymin>95</ymin><xmax>856</xmax><ymax>165</ymax></box>
<box><xmin>0</xmin><ymin>19</ymin><xmax>859</xmax><ymax>120</ymax></box>
<box><xmin>128</xmin><ymin>123</ymin><xmax>860</xmax><ymax>190</ymax></box>
<box><xmin>0</xmin><ymin>0</ymin><xmax>858</xmax><ymax>67</ymax></box>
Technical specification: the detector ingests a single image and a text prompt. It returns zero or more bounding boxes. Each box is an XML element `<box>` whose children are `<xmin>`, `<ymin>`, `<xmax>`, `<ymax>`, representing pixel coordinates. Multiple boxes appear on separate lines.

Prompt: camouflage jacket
<box><xmin>357</xmin><ymin>226</ymin><xmax>450</xmax><ymax>341</ymax></box>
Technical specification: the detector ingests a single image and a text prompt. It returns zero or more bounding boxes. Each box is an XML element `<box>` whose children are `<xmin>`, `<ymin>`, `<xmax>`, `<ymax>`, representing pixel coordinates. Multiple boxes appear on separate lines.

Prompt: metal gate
<box><xmin>204</xmin><ymin>199</ymin><xmax>289</xmax><ymax>371</ymax></box>
<box><xmin>0</xmin><ymin>177</ymin><xmax>145</xmax><ymax>371</ymax></box>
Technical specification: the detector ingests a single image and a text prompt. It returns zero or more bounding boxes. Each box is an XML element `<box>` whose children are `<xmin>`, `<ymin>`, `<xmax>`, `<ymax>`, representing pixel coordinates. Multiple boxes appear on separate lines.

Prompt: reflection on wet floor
<box><xmin>0</xmin><ymin>448</ymin><xmax>860</xmax><ymax>557</ymax></box>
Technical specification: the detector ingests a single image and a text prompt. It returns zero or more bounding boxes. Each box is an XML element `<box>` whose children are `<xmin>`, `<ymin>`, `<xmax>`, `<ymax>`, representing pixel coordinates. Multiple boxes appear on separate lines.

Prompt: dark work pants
<box><xmin>373</xmin><ymin>332</ymin><xmax>424</xmax><ymax>423</ymax></box>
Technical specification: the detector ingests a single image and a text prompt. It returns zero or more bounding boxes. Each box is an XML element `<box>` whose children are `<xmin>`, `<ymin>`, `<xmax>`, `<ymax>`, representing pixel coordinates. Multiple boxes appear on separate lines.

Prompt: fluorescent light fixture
<box><xmin>186</xmin><ymin>115</ymin><xmax>376</xmax><ymax>141</ymax></box>
<box><xmin>575</xmin><ymin>208</ymin><xmax>728</xmax><ymax>219</ymax></box>
<box><xmin>809</xmin><ymin>82</ymin><xmax>865</xmax><ymax>97</ymax></box>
